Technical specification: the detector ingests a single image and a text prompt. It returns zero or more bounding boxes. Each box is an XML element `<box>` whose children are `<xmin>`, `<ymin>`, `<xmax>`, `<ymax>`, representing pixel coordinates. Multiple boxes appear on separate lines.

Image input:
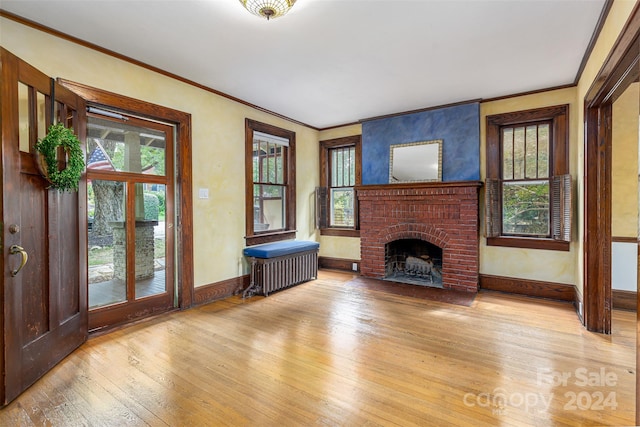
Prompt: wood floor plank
<box><xmin>0</xmin><ymin>270</ymin><xmax>635</xmax><ymax>426</ymax></box>
<box><xmin>0</xmin><ymin>401</ymin><xmax>35</xmax><ymax>426</ymax></box>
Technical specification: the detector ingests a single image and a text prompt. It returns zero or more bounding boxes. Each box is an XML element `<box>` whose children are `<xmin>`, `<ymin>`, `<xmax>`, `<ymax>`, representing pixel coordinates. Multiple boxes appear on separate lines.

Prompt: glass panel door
<box><xmin>86</xmin><ymin>112</ymin><xmax>174</xmax><ymax>330</ymax></box>
<box><xmin>134</xmin><ymin>182</ymin><xmax>168</xmax><ymax>300</ymax></box>
<box><xmin>88</xmin><ymin>179</ymin><xmax>127</xmax><ymax>308</ymax></box>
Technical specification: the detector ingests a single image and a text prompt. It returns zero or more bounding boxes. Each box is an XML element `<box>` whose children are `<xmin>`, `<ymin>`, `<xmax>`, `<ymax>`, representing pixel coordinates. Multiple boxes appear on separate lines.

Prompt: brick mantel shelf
<box><xmin>356</xmin><ymin>181</ymin><xmax>483</xmax><ymax>292</ymax></box>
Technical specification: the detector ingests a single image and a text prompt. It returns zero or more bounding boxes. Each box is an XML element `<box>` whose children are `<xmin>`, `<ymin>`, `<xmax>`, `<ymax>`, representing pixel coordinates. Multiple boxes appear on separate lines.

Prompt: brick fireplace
<box><xmin>356</xmin><ymin>181</ymin><xmax>482</xmax><ymax>292</ymax></box>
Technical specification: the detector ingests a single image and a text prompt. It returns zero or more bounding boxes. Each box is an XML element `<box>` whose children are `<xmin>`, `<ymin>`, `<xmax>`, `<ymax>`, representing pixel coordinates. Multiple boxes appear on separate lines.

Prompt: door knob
<box><xmin>9</xmin><ymin>245</ymin><xmax>28</xmax><ymax>277</ymax></box>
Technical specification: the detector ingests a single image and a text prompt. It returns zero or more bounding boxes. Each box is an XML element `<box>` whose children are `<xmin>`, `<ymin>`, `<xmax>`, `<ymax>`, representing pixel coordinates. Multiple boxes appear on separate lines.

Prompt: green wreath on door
<box><xmin>35</xmin><ymin>123</ymin><xmax>85</xmax><ymax>192</ymax></box>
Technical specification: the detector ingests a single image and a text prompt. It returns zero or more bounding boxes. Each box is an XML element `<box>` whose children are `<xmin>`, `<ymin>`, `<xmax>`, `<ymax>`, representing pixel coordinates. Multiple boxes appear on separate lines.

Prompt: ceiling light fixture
<box><xmin>239</xmin><ymin>0</ymin><xmax>297</xmax><ymax>20</ymax></box>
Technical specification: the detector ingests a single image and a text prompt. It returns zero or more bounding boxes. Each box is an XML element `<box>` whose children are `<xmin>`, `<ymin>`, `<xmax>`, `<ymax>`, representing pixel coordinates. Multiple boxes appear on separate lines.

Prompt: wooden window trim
<box><xmin>245</xmin><ymin>119</ymin><xmax>296</xmax><ymax>246</ymax></box>
<box><xmin>486</xmin><ymin>105</ymin><xmax>570</xmax><ymax>251</ymax></box>
<box><xmin>319</xmin><ymin>135</ymin><xmax>362</xmax><ymax>237</ymax></box>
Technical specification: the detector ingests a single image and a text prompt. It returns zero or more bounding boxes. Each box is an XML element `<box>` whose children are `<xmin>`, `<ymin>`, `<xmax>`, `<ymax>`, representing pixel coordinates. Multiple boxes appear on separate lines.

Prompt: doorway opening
<box><xmin>85</xmin><ymin>111</ymin><xmax>176</xmax><ymax>332</ymax></box>
<box><xmin>58</xmin><ymin>79</ymin><xmax>194</xmax><ymax>333</ymax></box>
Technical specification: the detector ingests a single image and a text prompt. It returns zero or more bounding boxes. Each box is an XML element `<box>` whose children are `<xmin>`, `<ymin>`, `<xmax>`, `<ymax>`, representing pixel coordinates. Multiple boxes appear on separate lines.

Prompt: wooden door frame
<box><xmin>582</xmin><ymin>2</ymin><xmax>640</xmax><ymax>422</ymax></box>
<box><xmin>584</xmin><ymin>4</ymin><xmax>640</xmax><ymax>331</ymax></box>
<box><xmin>58</xmin><ymin>80</ymin><xmax>195</xmax><ymax>313</ymax></box>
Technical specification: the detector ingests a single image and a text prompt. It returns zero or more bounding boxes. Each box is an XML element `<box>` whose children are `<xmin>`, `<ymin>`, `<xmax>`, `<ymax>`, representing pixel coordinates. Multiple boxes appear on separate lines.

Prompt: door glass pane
<box><xmin>88</xmin><ymin>179</ymin><xmax>127</xmax><ymax>309</ymax></box>
<box><xmin>18</xmin><ymin>83</ymin><xmax>30</xmax><ymax>152</ymax></box>
<box><xmin>36</xmin><ymin>91</ymin><xmax>47</xmax><ymax>142</ymax></box>
<box><xmin>135</xmin><ymin>183</ymin><xmax>167</xmax><ymax>299</ymax></box>
<box><xmin>87</xmin><ymin>116</ymin><xmax>166</xmax><ymax>175</ymax></box>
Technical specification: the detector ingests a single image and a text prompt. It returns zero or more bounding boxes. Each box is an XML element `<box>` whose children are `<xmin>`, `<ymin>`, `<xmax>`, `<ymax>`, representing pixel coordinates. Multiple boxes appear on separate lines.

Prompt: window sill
<box><xmin>320</xmin><ymin>228</ymin><xmax>360</xmax><ymax>238</ymax></box>
<box><xmin>245</xmin><ymin>230</ymin><xmax>297</xmax><ymax>246</ymax></box>
<box><xmin>487</xmin><ymin>236</ymin><xmax>570</xmax><ymax>251</ymax></box>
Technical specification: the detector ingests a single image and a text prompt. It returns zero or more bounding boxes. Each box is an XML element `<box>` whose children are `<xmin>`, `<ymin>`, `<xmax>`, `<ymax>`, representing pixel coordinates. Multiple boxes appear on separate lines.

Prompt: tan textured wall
<box><xmin>612</xmin><ymin>82</ymin><xmax>639</xmax><ymax>238</ymax></box>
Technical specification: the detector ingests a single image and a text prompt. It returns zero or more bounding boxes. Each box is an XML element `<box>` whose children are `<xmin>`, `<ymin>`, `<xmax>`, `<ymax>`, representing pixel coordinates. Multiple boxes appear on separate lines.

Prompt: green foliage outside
<box><xmin>502</xmin><ymin>182</ymin><xmax>550</xmax><ymax>236</ymax></box>
<box><xmin>331</xmin><ymin>189</ymin><xmax>354</xmax><ymax>227</ymax></box>
<box><xmin>331</xmin><ymin>147</ymin><xmax>355</xmax><ymax>187</ymax></box>
<box><xmin>144</xmin><ymin>193</ymin><xmax>159</xmax><ymax>221</ymax></box>
<box><xmin>149</xmin><ymin>190</ymin><xmax>166</xmax><ymax>220</ymax></box>
<box><xmin>503</xmin><ymin>125</ymin><xmax>549</xmax><ymax>181</ymax></box>
<box><xmin>142</xmin><ymin>191</ymin><xmax>166</xmax><ymax>221</ymax></box>
<box><xmin>88</xmin><ymin>187</ymin><xmax>166</xmax><ymax>221</ymax></box>
<box><xmin>329</xmin><ymin>147</ymin><xmax>356</xmax><ymax>227</ymax></box>
<box><xmin>253</xmin><ymin>143</ymin><xmax>285</xmax><ymax>199</ymax></box>
<box><xmin>111</xmin><ymin>145</ymin><xmax>166</xmax><ymax>175</ymax></box>
<box><xmin>501</xmin><ymin>124</ymin><xmax>550</xmax><ymax>236</ymax></box>
<box><xmin>87</xmin><ymin>183</ymin><xmax>95</xmax><ymax>219</ymax></box>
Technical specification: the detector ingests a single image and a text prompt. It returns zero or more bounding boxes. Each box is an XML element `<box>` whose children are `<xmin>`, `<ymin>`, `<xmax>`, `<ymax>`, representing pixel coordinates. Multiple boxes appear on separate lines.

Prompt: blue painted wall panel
<box><xmin>361</xmin><ymin>102</ymin><xmax>480</xmax><ymax>184</ymax></box>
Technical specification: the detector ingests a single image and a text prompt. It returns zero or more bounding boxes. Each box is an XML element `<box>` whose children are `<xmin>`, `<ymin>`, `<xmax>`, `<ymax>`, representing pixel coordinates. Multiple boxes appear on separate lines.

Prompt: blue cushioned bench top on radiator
<box><xmin>243</xmin><ymin>240</ymin><xmax>319</xmax><ymax>259</ymax></box>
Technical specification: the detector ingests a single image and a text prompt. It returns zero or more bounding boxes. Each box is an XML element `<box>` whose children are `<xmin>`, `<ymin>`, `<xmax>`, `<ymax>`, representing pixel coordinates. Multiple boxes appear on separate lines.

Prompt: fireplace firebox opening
<box><xmin>385</xmin><ymin>239</ymin><xmax>443</xmax><ymax>288</ymax></box>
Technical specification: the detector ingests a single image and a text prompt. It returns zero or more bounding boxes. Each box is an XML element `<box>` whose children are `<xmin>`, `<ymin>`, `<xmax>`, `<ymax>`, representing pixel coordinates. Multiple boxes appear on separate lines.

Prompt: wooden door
<box><xmin>0</xmin><ymin>48</ymin><xmax>88</xmax><ymax>406</ymax></box>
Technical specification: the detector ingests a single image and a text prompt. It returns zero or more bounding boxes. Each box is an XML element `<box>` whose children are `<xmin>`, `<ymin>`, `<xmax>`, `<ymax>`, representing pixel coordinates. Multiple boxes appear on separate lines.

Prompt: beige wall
<box><xmin>612</xmin><ymin>82</ymin><xmax>639</xmax><ymax>238</ymax></box>
<box><xmin>0</xmin><ymin>17</ymin><xmax>320</xmax><ymax>288</ymax></box>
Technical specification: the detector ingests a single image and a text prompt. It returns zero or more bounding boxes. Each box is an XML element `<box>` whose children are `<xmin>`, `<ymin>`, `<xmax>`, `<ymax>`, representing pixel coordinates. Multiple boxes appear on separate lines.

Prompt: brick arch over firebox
<box><xmin>380</xmin><ymin>223</ymin><xmax>450</xmax><ymax>249</ymax></box>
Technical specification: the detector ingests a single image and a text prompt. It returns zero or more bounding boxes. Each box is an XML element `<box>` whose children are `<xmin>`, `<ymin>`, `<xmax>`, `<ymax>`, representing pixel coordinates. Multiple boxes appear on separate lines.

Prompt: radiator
<box><xmin>243</xmin><ymin>249</ymin><xmax>318</xmax><ymax>298</ymax></box>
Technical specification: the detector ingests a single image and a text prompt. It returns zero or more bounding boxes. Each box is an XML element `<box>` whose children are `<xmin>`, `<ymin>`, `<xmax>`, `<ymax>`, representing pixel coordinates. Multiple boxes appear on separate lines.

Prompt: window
<box><xmin>501</xmin><ymin>122</ymin><xmax>551</xmax><ymax>236</ymax></box>
<box><xmin>318</xmin><ymin>135</ymin><xmax>362</xmax><ymax>237</ymax></box>
<box><xmin>245</xmin><ymin>119</ymin><xmax>296</xmax><ymax>245</ymax></box>
<box><xmin>485</xmin><ymin>105</ymin><xmax>571</xmax><ymax>251</ymax></box>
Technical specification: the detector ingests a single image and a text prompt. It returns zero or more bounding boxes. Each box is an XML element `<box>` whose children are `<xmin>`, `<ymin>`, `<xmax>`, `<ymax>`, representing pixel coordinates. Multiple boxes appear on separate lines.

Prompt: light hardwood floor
<box><xmin>1</xmin><ymin>270</ymin><xmax>635</xmax><ymax>426</ymax></box>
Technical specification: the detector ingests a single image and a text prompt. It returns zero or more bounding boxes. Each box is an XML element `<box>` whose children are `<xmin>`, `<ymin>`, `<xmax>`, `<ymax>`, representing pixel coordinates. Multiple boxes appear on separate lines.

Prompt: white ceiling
<box><xmin>1</xmin><ymin>0</ymin><xmax>606</xmax><ymax>129</ymax></box>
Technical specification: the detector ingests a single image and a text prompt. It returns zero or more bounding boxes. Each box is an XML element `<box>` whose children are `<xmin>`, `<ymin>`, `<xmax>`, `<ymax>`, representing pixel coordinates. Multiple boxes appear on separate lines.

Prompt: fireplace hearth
<box><xmin>356</xmin><ymin>181</ymin><xmax>482</xmax><ymax>292</ymax></box>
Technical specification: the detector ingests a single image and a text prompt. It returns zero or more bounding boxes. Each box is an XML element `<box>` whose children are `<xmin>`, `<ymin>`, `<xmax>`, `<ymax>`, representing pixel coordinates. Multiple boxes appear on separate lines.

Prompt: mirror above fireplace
<box><xmin>389</xmin><ymin>139</ymin><xmax>443</xmax><ymax>183</ymax></box>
